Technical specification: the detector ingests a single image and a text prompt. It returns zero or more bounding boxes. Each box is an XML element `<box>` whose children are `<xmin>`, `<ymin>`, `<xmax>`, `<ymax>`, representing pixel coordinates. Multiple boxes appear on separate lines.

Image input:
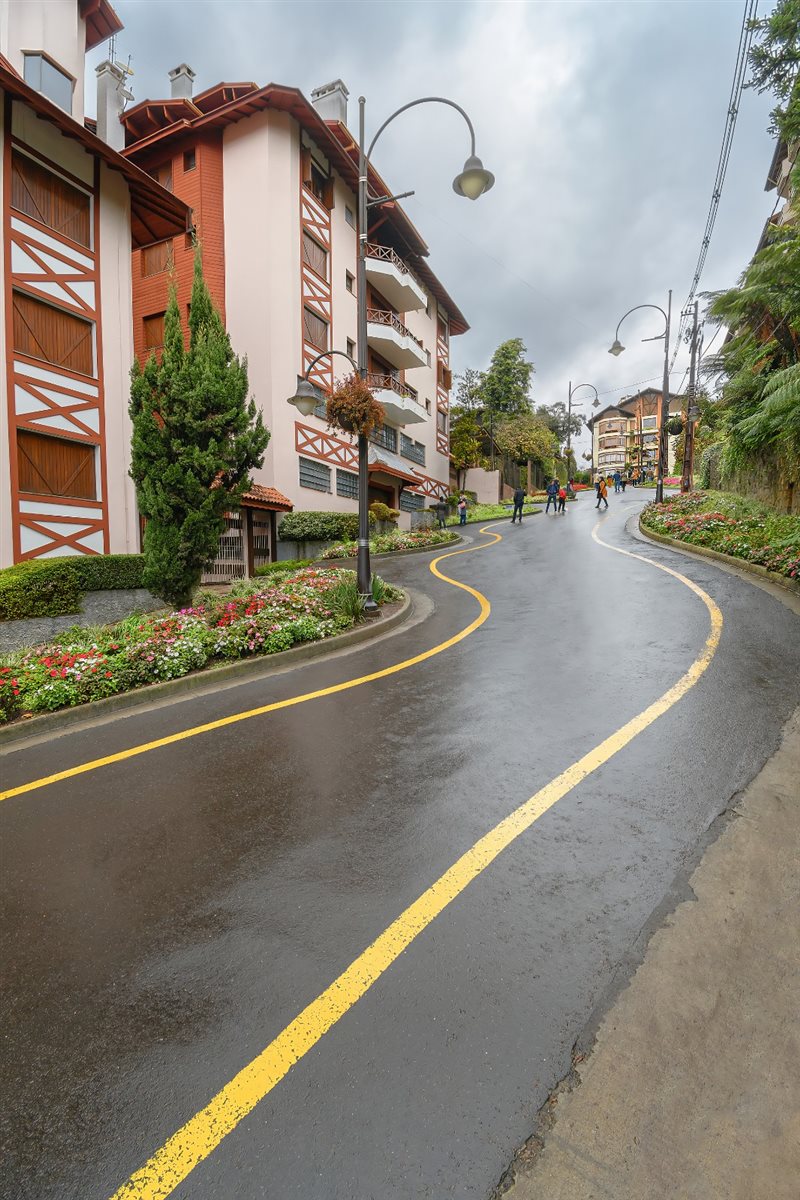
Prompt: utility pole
<box><xmin>681</xmin><ymin>301</ymin><xmax>700</xmax><ymax>493</ymax></box>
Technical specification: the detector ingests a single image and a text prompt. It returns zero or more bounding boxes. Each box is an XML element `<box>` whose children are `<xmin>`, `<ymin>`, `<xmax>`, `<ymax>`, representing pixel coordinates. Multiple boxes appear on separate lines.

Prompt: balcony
<box><xmin>367</xmin><ymin>309</ymin><xmax>427</xmax><ymax>370</ymax></box>
<box><xmin>364</xmin><ymin>244</ymin><xmax>427</xmax><ymax>313</ymax></box>
<box><xmin>367</xmin><ymin>372</ymin><xmax>426</xmax><ymax>426</ymax></box>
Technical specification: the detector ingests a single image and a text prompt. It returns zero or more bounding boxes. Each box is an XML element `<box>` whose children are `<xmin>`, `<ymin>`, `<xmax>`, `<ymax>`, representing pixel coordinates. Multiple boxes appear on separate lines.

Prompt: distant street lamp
<box><xmin>608</xmin><ymin>292</ymin><xmax>673</xmax><ymax>503</ymax></box>
<box><xmin>566</xmin><ymin>381</ymin><xmax>598</xmax><ymax>477</ymax></box>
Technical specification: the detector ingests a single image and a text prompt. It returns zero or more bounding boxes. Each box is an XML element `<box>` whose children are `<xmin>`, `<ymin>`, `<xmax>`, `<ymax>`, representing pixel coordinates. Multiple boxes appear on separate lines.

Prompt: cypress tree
<box><xmin>129</xmin><ymin>251</ymin><xmax>269</xmax><ymax>607</ymax></box>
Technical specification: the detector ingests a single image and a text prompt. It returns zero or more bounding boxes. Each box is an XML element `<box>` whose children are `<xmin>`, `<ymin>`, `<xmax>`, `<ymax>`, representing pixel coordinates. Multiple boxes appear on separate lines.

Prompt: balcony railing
<box><xmin>367</xmin><ymin>309</ymin><xmax>424</xmax><ymax>350</ymax></box>
<box><xmin>365</xmin><ymin>243</ymin><xmax>416</xmax><ymax>277</ymax></box>
<box><xmin>367</xmin><ymin>372</ymin><xmax>422</xmax><ymax>405</ymax></box>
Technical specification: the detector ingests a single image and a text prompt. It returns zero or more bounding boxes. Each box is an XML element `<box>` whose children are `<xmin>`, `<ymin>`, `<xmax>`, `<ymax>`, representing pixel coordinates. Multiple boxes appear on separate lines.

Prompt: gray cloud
<box><xmin>88</xmin><ymin>0</ymin><xmax>776</xmax><ymax>459</ymax></box>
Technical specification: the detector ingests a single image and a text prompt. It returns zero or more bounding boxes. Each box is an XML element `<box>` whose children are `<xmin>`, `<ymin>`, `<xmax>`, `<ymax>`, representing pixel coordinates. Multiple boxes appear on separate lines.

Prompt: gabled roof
<box><xmin>242</xmin><ymin>483</ymin><xmax>293</xmax><ymax>511</ymax></box>
<box><xmin>79</xmin><ymin>0</ymin><xmax>123</xmax><ymax>51</ymax></box>
<box><xmin>122</xmin><ymin>80</ymin><xmax>468</xmax><ymax>333</ymax></box>
<box><xmin>0</xmin><ymin>55</ymin><xmax>189</xmax><ymax>249</ymax></box>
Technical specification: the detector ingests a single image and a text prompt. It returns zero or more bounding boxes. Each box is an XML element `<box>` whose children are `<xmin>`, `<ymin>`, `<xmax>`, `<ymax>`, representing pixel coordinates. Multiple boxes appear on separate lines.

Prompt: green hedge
<box><xmin>253</xmin><ymin>558</ymin><xmax>315</xmax><ymax>576</ymax></box>
<box><xmin>278</xmin><ymin>511</ymin><xmax>377</xmax><ymax>542</ymax></box>
<box><xmin>0</xmin><ymin>554</ymin><xmax>146</xmax><ymax>622</ymax></box>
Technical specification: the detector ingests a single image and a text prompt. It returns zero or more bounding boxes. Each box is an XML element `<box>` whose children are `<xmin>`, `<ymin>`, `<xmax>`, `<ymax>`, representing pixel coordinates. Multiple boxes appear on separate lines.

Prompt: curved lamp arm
<box><xmin>366</xmin><ymin>96</ymin><xmax>476</xmax><ymax>163</ymax></box>
<box><xmin>613</xmin><ymin>303</ymin><xmax>668</xmax><ymax>344</ymax></box>
<box><xmin>304</xmin><ymin>349</ymin><xmax>358</xmax><ymax>377</ymax></box>
<box><xmin>571</xmin><ymin>382</ymin><xmax>598</xmax><ymax>403</ymax></box>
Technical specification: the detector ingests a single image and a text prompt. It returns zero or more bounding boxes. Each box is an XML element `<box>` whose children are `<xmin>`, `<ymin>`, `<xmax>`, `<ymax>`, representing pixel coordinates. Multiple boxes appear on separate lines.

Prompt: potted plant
<box><xmin>326</xmin><ymin>373</ymin><xmax>385</xmax><ymax>437</ymax></box>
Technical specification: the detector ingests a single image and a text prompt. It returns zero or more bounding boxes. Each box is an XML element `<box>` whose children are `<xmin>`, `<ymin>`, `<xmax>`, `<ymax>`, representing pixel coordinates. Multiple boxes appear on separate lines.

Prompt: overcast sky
<box><xmin>87</xmin><ymin>0</ymin><xmax>777</xmax><ymax>462</ymax></box>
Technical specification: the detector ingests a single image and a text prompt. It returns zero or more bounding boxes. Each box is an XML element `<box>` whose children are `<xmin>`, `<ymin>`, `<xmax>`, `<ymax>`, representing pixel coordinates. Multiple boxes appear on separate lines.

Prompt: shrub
<box><xmin>369</xmin><ymin>501</ymin><xmax>400</xmax><ymax>523</ymax></box>
<box><xmin>325</xmin><ymin>571</ymin><xmax>366</xmax><ymax>624</ymax></box>
<box><xmin>0</xmin><ymin>560</ymin><xmax>82</xmax><ymax>621</ymax></box>
<box><xmin>278</xmin><ymin>511</ymin><xmax>367</xmax><ymax>542</ymax></box>
<box><xmin>0</xmin><ymin>554</ymin><xmax>148</xmax><ymax>622</ymax></box>
<box><xmin>254</xmin><ymin>558</ymin><xmax>315</xmax><ymax>576</ymax></box>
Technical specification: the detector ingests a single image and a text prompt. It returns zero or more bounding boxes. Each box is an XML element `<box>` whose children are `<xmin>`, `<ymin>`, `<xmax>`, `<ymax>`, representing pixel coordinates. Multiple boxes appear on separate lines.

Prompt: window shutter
<box><xmin>13</xmin><ymin>292</ymin><xmax>93</xmax><ymax>375</ymax></box>
<box><xmin>17</xmin><ymin>430</ymin><xmax>96</xmax><ymax>500</ymax></box>
<box><xmin>442</xmin><ymin>367</ymin><xmax>453</xmax><ymax>390</ymax></box>
<box><xmin>322</xmin><ymin>176</ymin><xmax>335</xmax><ymax>211</ymax></box>
<box><xmin>301</xmin><ymin>147</ymin><xmax>313</xmax><ymax>187</ymax></box>
<box><xmin>11</xmin><ymin>152</ymin><xmax>91</xmax><ymax>247</ymax></box>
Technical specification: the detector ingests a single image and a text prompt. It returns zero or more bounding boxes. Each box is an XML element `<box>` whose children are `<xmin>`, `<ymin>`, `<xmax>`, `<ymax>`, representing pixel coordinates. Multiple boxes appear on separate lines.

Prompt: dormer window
<box><xmin>23</xmin><ymin>54</ymin><xmax>73</xmax><ymax>113</ymax></box>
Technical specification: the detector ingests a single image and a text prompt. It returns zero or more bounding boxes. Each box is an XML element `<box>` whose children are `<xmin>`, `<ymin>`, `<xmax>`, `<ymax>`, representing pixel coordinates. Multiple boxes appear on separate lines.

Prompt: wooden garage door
<box><xmin>17</xmin><ymin>430</ymin><xmax>96</xmax><ymax>500</ymax></box>
<box><xmin>13</xmin><ymin>291</ymin><xmax>94</xmax><ymax>376</ymax></box>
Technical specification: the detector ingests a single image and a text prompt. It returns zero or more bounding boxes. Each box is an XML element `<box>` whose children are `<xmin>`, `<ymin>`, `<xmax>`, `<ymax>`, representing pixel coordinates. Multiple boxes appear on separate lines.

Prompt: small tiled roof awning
<box><xmin>368</xmin><ymin>446</ymin><xmax>421</xmax><ymax>486</ymax></box>
<box><xmin>241</xmin><ymin>484</ymin><xmax>293</xmax><ymax>511</ymax></box>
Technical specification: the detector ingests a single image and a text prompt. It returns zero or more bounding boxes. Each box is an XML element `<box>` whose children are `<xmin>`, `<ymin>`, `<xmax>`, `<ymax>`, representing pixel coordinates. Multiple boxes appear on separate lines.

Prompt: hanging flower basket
<box><xmin>326</xmin><ymin>374</ymin><xmax>385</xmax><ymax>438</ymax></box>
<box><xmin>667</xmin><ymin>417</ymin><xmax>684</xmax><ymax>436</ymax></box>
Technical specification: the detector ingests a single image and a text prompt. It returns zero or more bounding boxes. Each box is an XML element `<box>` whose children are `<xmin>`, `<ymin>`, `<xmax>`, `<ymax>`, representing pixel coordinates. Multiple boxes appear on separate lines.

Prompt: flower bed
<box><xmin>321</xmin><ymin>528</ymin><xmax>458</xmax><ymax>559</ymax></box>
<box><xmin>641</xmin><ymin>491</ymin><xmax>800</xmax><ymax>580</ymax></box>
<box><xmin>0</xmin><ymin>567</ymin><xmax>402</xmax><ymax>725</ymax></box>
<box><xmin>445</xmin><ymin>501</ymin><xmax>542</xmax><ymax>524</ymax></box>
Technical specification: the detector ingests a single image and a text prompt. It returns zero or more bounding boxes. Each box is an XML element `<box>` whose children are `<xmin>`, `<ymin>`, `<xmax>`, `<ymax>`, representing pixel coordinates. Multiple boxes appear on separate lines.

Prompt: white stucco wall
<box><xmin>98</xmin><ymin>161</ymin><xmax>138</xmax><ymax>552</ymax></box>
<box><xmin>0</xmin><ymin>0</ymin><xmax>86</xmax><ymax>124</ymax></box>
<box><xmin>0</xmin><ymin>94</ymin><xmax>11</xmax><ymax>568</ymax></box>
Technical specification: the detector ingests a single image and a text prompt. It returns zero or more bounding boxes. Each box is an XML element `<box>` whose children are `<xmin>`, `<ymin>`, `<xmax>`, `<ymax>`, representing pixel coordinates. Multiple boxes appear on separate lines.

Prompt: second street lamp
<box><xmin>608</xmin><ymin>293</ymin><xmax>672</xmax><ymax>504</ymax></box>
<box><xmin>566</xmin><ymin>381</ymin><xmax>598</xmax><ymax>478</ymax></box>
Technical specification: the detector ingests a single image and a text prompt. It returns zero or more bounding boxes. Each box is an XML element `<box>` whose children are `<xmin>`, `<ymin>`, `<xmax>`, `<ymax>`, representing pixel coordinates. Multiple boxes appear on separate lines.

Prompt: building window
<box><xmin>400</xmin><ymin>434</ymin><xmax>426</xmax><ymax>466</ymax></box>
<box><xmin>370</xmin><ymin>424</ymin><xmax>397</xmax><ymax>453</ymax></box>
<box><xmin>13</xmin><ymin>291</ymin><xmax>93</xmax><ymax>376</ymax></box>
<box><xmin>301</xmin><ymin>148</ymin><xmax>334</xmax><ymax>209</ymax></box>
<box><xmin>399</xmin><ymin>490</ymin><xmax>424</xmax><ymax>512</ymax></box>
<box><xmin>11</xmin><ymin>152</ymin><xmax>91</xmax><ymax>247</ymax></box>
<box><xmin>346</xmin><ymin>338</ymin><xmax>356</xmax><ymax>360</ymax></box>
<box><xmin>150</xmin><ymin>162</ymin><xmax>173</xmax><ymax>193</ymax></box>
<box><xmin>346</xmin><ymin>271</ymin><xmax>355</xmax><ymax>294</ymax></box>
<box><xmin>143</xmin><ymin>312</ymin><xmax>166</xmax><ymax>351</ymax></box>
<box><xmin>345</xmin><ymin>205</ymin><xmax>356</xmax><ymax>229</ymax></box>
<box><xmin>17</xmin><ymin>430</ymin><xmax>96</xmax><ymax>500</ymax></box>
<box><xmin>426</xmin><ymin>349</ymin><xmax>431</xmax><ymax>367</ymax></box>
<box><xmin>302</xmin><ymin>231</ymin><xmax>328</xmax><ymax>280</ymax></box>
<box><xmin>336</xmin><ymin>468</ymin><xmax>358</xmax><ymax>498</ymax></box>
<box><xmin>437</xmin><ymin>410</ymin><xmax>448</xmax><ymax>434</ymax></box>
<box><xmin>642</xmin><ymin>416</ymin><xmax>657</xmax><ymax>428</ymax></box>
<box><xmin>183</xmin><ymin>149</ymin><xmax>196</xmax><ymax>172</ymax></box>
<box><xmin>299</xmin><ymin>456</ymin><xmax>331</xmax><ymax>492</ymax></box>
<box><xmin>437</xmin><ymin>316</ymin><xmax>449</xmax><ymax>345</ymax></box>
<box><xmin>23</xmin><ymin>54</ymin><xmax>73</xmax><ymax>112</ymax></box>
<box><xmin>425</xmin><ymin>399</ymin><xmax>431</xmax><ymax>414</ymax></box>
<box><xmin>303</xmin><ymin>306</ymin><xmax>328</xmax><ymax>351</ymax></box>
<box><xmin>141</xmin><ymin>239</ymin><xmax>174</xmax><ymax>277</ymax></box>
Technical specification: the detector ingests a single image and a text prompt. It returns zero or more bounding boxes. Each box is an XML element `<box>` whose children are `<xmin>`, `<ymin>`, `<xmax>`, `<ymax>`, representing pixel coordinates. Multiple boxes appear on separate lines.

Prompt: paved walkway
<box><xmin>502</xmin><ymin>706</ymin><xmax>800</xmax><ymax>1200</ymax></box>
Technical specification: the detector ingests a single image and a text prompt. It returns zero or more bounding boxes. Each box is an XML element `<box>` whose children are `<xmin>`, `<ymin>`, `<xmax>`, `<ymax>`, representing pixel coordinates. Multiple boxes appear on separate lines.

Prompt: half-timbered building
<box><xmin>122</xmin><ymin>73</ymin><xmax>467</xmax><ymax>560</ymax></box>
<box><xmin>0</xmin><ymin>0</ymin><xmax>188</xmax><ymax>567</ymax></box>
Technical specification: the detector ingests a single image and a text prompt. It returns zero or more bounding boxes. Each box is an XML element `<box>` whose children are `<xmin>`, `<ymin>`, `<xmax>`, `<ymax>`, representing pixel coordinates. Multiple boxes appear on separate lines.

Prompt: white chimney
<box><xmin>168</xmin><ymin>63</ymin><xmax>195</xmax><ymax>100</ymax></box>
<box><xmin>95</xmin><ymin>61</ymin><xmax>131</xmax><ymax>152</ymax></box>
<box><xmin>310</xmin><ymin>79</ymin><xmax>349</xmax><ymax>126</ymax></box>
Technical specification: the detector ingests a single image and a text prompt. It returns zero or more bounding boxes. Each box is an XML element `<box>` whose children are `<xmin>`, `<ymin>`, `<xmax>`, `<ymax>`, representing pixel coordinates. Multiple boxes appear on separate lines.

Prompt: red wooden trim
<box><xmin>18</xmin><ymin>490</ymin><xmax>104</xmax><ymax>510</ymax></box>
<box><xmin>11</xmin><ymin>136</ymin><xmax>96</xmax><ymax>197</ymax></box>
<box><xmin>4</xmin><ymin>99</ymin><xmax>22</xmax><ymax>562</ymax></box>
<box><xmin>12</xmin><ymin>349</ymin><xmax>99</xmax><ymax>387</ymax></box>
<box><xmin>92</xmin><ymin>156</ymin><xmax>109</xmax><ymax>555</ymax></box>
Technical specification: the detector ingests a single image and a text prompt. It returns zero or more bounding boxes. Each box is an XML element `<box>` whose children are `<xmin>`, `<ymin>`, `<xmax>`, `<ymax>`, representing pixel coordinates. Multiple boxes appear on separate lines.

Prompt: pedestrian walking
<box><xmin>511</xmin><ymin>485</ymin><xmax>525</xmax><ymax>523</ymax></box>
<box><xmin>595</xmin><ymin>476</ymin><xmax>609</xmax><ymax>509</ymax></box>
<box><xmin>545</xmin><ymin>478</ymin><xmax>559</xmax><ymax>514</ymax></box>
<box><xmin>613</xmin><ymin>470</ymin><xmax>621</xmax><ymax>493</ymax></box>
<box><xmin>620</xmin><ymin>477</ymin><xmax>627</xmax><ymax>494</ymax></box>
<box><xmin>457</xmin><ymin>494</ymin><xmax>468</xmax><ymax>526</ymax></box>
<box><xmin>434</xmin><ymin>498</ymin><xmax>449</xmax><ymax>529</ymax></box>
<box><xmin>557</xmin><ymin>485</ymin><xmax>567</xmax><ymax>514</ymax></box>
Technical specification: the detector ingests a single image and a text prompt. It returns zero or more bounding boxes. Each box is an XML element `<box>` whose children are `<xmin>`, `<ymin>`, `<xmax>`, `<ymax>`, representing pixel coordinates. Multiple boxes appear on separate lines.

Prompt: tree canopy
<box><xmin>493</xmin><ymin>412</ymin><xmax>558</xmax><ymax>466</ymax></box>
<box><xmin>479</xmin><ymin>338</ymin><xmax>535</xmax><ymax>417</ymax></box>
<box><xmin>129</xmin><ymin>251</ymin><xmax>269</xmax><ymax>606</ymax></box>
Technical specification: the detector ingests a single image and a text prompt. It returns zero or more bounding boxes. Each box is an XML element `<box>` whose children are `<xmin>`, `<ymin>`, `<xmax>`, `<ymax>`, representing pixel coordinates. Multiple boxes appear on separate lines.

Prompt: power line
<box><xmin>671</xmin><ymin>0</ymin><xmax>758</xmax><ymax>369</ymax></box>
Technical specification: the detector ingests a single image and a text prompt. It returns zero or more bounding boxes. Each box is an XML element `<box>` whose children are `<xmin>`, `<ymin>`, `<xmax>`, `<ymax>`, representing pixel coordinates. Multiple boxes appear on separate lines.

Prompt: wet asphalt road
<box><xmin>1</xmin><ymin>493</ymin><xmax>799</xmax><ymax>1200</ymax></box>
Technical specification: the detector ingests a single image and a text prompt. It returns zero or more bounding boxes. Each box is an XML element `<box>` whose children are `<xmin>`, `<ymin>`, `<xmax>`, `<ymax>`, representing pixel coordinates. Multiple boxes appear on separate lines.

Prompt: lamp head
<box><xmin>608</xmin><ymin>339</ymin><xmax>625</xmax><ymax>357</ymax></box>
<box><xmin>688</xmin><ymin>403</ymin><xmax>700</xmax><ymax>421</ymax></box>
<box><xmin>592</xmin><ymin>397</ymin><xmax>600</xmax><ymax>407</ymax></box>
<box><xmin>287</xmin><ymin>378</ymin><xmax>319</xmax><ymax>417</ymax></box>
<box><xmin>453</xmin><ymin>154</ymin><xmax>495</xmax><ymax>200</ymax></box>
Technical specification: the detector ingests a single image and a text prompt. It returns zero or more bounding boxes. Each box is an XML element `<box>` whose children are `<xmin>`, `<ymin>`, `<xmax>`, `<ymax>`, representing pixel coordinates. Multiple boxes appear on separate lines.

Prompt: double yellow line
<box><xmin>1</xmin><ymin>522</ymin><xmax>724</xmax><ymax>1200</ymax></box>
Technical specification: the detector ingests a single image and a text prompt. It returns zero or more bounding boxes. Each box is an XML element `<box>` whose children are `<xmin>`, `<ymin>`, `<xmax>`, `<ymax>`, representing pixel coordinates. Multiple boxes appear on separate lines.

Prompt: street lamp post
<box><xmin>566</xmin><ymin>381</ymin><xmax>598</xmax><ymax>479</ymax></box>
<box><xmin>609</xmin><ymin>291</ymin><xmax>672</xmax><ymax>504</ymax></box>
<box><xmin>356</xmin><ymin>96</ymin><xmax>493</xmax><ymax>605</ymax></box>
<box><xmin>681</xmin><ymin>300</ymin><xmax>701</xmax><ymax>494</ymax></box>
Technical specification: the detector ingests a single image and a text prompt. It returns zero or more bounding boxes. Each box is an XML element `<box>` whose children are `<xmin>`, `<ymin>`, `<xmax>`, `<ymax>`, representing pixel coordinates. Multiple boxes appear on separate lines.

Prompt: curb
<box><xmin>0</xmin><ymin>591</ymin><xmax>413</xmax><ymax>749</ymax></box>
<box><xmin>637</xmin><ymin>518</ymin><xmax>800</xmax><ymax>598</ymax></box>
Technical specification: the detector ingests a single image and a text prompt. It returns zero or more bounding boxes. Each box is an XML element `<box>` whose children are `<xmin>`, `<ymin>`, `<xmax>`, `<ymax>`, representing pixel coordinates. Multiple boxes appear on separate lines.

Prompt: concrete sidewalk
<box><xmin>499</xmin><ymin>707</ymin><xmax>800</xmax><ymax>1200</ymax></box>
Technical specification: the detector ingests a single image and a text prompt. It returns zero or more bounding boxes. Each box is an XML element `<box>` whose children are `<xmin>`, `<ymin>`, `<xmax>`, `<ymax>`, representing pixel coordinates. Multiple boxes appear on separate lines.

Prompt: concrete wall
<box><xmin>464</xmin><ymin>467</ymin><xmax>502</xmax><ymax>504</ymax></box>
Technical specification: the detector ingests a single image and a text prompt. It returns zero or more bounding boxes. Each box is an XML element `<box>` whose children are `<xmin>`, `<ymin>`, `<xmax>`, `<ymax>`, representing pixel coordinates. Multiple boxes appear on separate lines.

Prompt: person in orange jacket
<box><xmin>595</xmin><ymin>476</ymin><xmax>609</xmax><ymax>509</ymax></box>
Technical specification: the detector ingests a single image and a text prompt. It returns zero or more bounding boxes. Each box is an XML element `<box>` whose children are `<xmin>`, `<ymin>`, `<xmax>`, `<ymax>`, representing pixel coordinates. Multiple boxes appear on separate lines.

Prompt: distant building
<box><xmin>587</xmin><ymin>388</ymin><xmax>684</xmax><ymax>479</ymax></box>
<box><xmin>0</xmin><ymin>0</ymin><xmax>188</xmax><ymax>568</ymax></box>
<box><xmin>121</xmin><ymin>71</ymin><xmax>467</xmax><ymax>573</ymax></box>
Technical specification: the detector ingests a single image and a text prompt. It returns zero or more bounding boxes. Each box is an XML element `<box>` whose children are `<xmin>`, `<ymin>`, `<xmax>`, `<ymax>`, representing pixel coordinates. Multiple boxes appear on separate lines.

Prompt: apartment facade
<box><xmin>588</xmin><ymin>387</ymin><xmax>684</xmax><ymax>479</ymax></box>
<box><xmin>122</xmin><ymin>73</ymin><xmax>466</xmax><ymax>565</ymax></box>
<box><xmin>0</xmin><ymin>0</ymin><xmax>188</xmax><ymax>568</ymax></box>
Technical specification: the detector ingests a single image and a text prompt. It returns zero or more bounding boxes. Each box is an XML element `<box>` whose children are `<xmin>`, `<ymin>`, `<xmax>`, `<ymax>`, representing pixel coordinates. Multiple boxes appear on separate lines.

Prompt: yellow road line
<box><xmin>0</xmin><ymin>531</ymin><xmax>500</xmax><ymax>803</ymax></box>
<box><xmin>108</xmin><ymin>519</ymin><xmax>723</xmax><ymax>1200</ymax></box>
